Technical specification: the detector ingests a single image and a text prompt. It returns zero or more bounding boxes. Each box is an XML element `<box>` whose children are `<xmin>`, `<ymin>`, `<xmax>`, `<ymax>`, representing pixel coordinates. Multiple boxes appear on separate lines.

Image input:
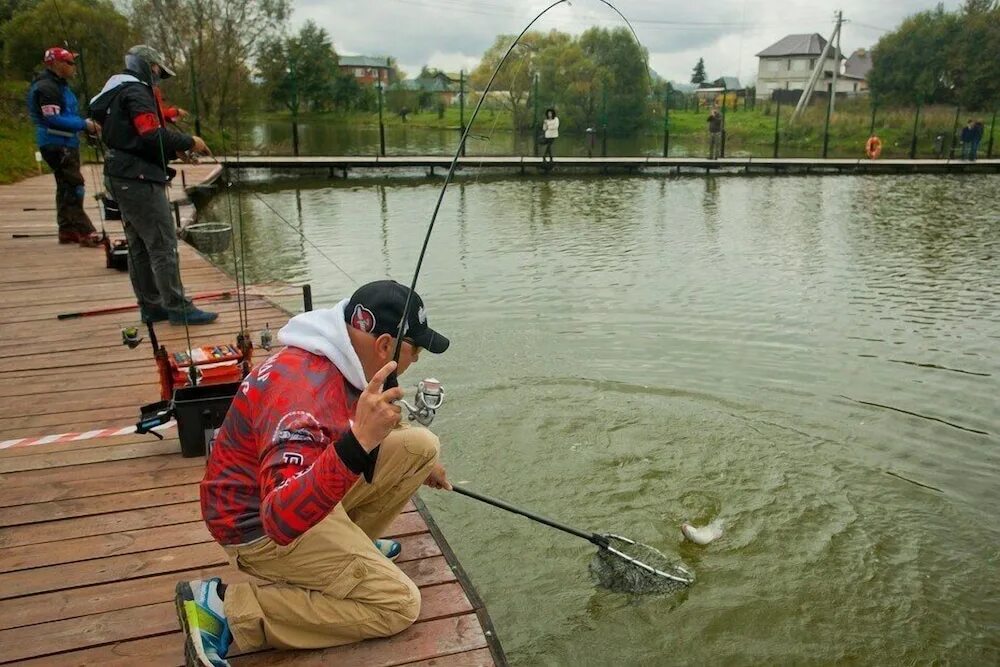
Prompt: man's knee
<box><xmin>381</xmin><ymin>576</ymin><xmax>421</xmax><ymax>635</ymax></box>
<box><xmin>400</xmin><ymin>426</ymin><xmax>440</xmax><ymax>462</ymax></box>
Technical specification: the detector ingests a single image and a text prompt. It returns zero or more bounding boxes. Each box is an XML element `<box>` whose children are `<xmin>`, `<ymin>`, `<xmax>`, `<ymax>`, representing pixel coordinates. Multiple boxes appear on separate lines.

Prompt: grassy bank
<box><xmin>0</xmin><ymin>81</ymin><xmax>41</xmax><ymax>184</ymax></box>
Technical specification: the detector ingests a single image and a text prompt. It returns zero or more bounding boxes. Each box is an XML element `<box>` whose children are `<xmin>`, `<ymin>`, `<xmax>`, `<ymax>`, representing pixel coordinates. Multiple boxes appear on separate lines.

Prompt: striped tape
<box><xmin>0</xmin><ymin>421</ymin><xmax>176</xmax><ymax>450</ymax></box>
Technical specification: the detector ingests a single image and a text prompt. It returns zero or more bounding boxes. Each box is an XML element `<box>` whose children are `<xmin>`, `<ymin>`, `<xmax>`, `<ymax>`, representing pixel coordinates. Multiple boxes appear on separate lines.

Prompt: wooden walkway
<box><xmin>0</xmin><ymin>166</ymin><xmax>503</xmax><ymax>665</ymax></box>
<box><xmin>221</xmin><ymin>154</ymin><xmax>1000</xmax><ymax>176</ymax></box>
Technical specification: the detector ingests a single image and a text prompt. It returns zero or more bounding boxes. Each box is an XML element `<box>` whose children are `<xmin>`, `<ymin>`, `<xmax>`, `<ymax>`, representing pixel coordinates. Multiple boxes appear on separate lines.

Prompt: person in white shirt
<box><xmin>542</xmin><ymin>107</ymin><xmax>559</xmax><ymax>165</ymax></box>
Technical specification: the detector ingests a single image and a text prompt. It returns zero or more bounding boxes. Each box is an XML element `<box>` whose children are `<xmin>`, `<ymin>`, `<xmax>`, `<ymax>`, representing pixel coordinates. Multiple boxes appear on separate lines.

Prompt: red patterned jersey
<box><xmin>200</xmin><ymin>346</ymin><xmax>370</xmax><ymax>546</ymax></box>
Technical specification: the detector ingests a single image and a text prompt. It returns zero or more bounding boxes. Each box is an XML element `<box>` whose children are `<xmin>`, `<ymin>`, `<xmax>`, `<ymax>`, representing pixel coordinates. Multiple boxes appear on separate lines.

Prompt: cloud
<box><xmin>292</xmin><ymin>0</ymin><xmax>966</xmax><ymax>83</ymax></box>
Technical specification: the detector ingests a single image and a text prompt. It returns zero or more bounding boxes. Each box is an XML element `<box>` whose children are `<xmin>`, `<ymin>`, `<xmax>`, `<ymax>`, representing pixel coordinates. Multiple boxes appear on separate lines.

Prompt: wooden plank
<box><xmin>0</xmin><ymin>464</ymin><xmax>203</xmax><ymax>507</ymax></box>
<box><xmin>0</xmin><ymin>514</ymin><xmax>433</xmax><ymax>596</ymax></box>
<box><xmin>402</xmin><ymin>648</ymin><xmax>494</xmax><ymax>667</ymax></box>
<box><xmin>230</xmin><ymin>614</ymin><xmax>487</xmax><ymax>666</ymax></box>
<box><xmin>12</xmin><ymin>633</ymin><xmax>181</xmax><ymax>667</ymax></box>
<box><xmin>0</xmin><ymin>440</ymin><xmax>181</xmax><ymax>474</ymax></box>
<box><xmin>0</xmin><ymin>501</ymin><xmax>202</xmax><ymax>548</ymax></box>
<box><xmin>0</xmin><ymin>483</ymin><xmax>199</xmax><ymax>526</ymax></box>
<box><xmin>0</xmin><ymin>534</ymin><xmax>440</xmax><ymax>629</ymax></box>
<box><xmin>0</xmin><ymin>451</ymin><xmax>197</xmax><ymax>490</ymax></box>
<box><xmin>0</xmin><ymin>432</ymin><xmax>185</xmax><ymax>460</ymax></box>
<box><xmin>0</xmin><ymin>560</ymin><xmax>461</xmax><ymax>663</ymax></box>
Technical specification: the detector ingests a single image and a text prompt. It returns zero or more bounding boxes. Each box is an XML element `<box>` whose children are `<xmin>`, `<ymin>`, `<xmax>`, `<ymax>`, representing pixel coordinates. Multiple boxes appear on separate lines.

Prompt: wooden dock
<box><xmin>0</xmin><ymin>167</ymin><xmax>504</xmax><ymax>666</ymax></box>
<box><xmin>218</xmin><ymin>154</ymin><xmax>1000</xmax><ymax>176</ymax></box>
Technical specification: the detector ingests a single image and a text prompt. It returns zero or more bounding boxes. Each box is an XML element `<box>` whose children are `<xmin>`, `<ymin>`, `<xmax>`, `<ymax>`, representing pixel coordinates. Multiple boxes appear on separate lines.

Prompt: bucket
<box><xmin>185</xmin><ymin>222</ymin><xmax>232</xmax><ymax>254</ymax></box>
<box><xmin>173</xmin><ymin>381</ymin><xmax>239</xmax><ymax>457</ymax></box>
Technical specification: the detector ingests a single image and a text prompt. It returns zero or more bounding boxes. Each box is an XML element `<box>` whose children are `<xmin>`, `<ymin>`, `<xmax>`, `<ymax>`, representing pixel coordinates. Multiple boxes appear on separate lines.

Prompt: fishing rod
<box><xmin>385</xmin><ymin>0</ymin><xmax>650</xmax><ymax>389</ymax></box>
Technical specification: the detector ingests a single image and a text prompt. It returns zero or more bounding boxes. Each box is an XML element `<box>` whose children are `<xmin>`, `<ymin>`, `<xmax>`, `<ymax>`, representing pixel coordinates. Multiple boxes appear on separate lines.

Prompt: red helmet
<box><xmin>44</xmin><ymin>47</ymin><xmax>77</xmax><ymax>65</ymax></box>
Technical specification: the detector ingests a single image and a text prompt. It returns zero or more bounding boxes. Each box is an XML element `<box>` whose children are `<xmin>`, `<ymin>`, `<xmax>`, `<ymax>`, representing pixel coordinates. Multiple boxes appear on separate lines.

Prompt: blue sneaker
<box><xmin>175</xmin><ymin>577</ymin><xmax>232</xmax><ymax>667</ymax></box>
<box><xmin>375</xmin><ymin>538</ymin><xmax>402</xmax><ymax>561</ymax></box>
<box><xmin>141</xmin><ymin>304</ymin><xmax>169</xmax><ymax>323</ymax></box>
<box><xmin>169</xmin><ymin>306</ymin><xmax>219</xmax><ymax>326</ymax></box>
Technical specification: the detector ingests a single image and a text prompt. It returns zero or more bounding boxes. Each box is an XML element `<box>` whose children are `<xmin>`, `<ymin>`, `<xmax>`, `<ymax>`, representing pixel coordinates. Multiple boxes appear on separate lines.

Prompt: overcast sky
<box><xmin>292</xmin><ymin>0</ymin><xmax>964</xmax><ymax>85</ymax></box>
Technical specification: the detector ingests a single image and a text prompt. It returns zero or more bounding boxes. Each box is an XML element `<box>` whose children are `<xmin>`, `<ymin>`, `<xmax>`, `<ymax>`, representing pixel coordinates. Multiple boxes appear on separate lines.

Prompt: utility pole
<box><xmin>289</xmin><ymin>56</ymin><xmax>299</xmax><ymax>157</ymax></box>
<box><xmin>792</xmin><ymin>10</ymin><xmax>842</xmax><ymax>123</ymax></box>
<box><xmin>662</xmin><ymin>88</ymin><xmax>670</xmax><ymax>158</ymax></box>
<box><xmin>377</xmin><ymin>59</ymin><xmax>387</xmax><ymax>157</ymax></box>
<box><xmin>829</xmin><ymin>10</ymin><xmax>842</xmax><ymax>114</ymax></box>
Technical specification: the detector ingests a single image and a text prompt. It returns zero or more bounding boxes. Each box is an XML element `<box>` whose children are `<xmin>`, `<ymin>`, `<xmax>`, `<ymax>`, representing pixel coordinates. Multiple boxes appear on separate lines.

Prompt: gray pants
<box><xmin>105</xmin><ymin>176</ymin><xmax>191</xmax><ymax>312</ymax></box>
<box><xmin>709</xmin><ymin>132</ymin><xmax>721</xmax><ymax>159</ymax></box>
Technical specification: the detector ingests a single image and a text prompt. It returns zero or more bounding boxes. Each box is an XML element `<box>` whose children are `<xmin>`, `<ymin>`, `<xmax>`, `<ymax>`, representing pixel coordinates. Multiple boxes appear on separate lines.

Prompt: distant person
<box><xmin>542</xmin><ymin>107</ymin><xmax>559</xmax><ymax>166</ymax></box>
<box><xmin>89</xmin><ymin>44</ymin><xmax>217</xmax><ymax>325</ymax></box>
<box><xmin>707</xmin><ymin>107</ymin><xmax>723</xmax><ymax>159</ymax></box>
<box><xmin>960</xmin><ymin>119</ymin><xmax>974</xmax><ymax>160</ymax></box>
<box><xmin>970</xmin><ymin>120</ymin><xmax>984</xmax><ymax>162</ymax></box>
<box><xmin>26</xmin><ymin>47</ymin><xmax>102</xmax><ymax>247</ymax></box>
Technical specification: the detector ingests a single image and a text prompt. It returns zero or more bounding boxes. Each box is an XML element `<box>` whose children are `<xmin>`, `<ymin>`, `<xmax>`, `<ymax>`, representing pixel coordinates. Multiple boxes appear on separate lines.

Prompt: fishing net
<box><xmin>589</xmin><ymin>534</ymin><xmax>694</xmax><ymax>595</ymax></box>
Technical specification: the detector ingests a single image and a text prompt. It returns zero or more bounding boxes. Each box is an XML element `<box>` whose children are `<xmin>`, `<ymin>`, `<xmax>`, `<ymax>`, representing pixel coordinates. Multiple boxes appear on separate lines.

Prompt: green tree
<box><xmin>691</xmin><ymin>57</ymin><xmax>707</xmax><ymax>85</ymax></box>
<box><xmin>471</xmin><ymin>31</ymin><xmax>548</xmax><ymax>131</ymax></box>
<box><xmin>1</xmin><ymin>0</ymin><xmax>132</xmax><ymax>100</ymax></box>
<box><xmin>257</xmin><ymin>21</ymin><xmax>339</xmax><ymax>113</ymax></box>
<box><xmin>869</xmin><ymin>6</ymin><xmax>961</xmax><ymax>105</ymax></box>
<box><xmin>579</xmin><ymin>27</ymin><xmax>650</xmax><ymax>133</ymax></box>
<box><xmin>128</xmin><ymin>0</ymin><xmax>290</xmax><ymax>128</ymax></box>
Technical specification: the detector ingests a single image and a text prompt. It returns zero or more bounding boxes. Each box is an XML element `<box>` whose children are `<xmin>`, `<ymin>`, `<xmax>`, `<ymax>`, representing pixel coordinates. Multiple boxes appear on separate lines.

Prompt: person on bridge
<box><xmin>26</xmin><ymin>47</ymin><xmax>102</xmax><ymax>247</ymax></box>
<box><xmin>707</xmin><ymin>107</ymin><xmax>723</xmax><ymax>159</ymax></box>
<box><xmin>542</xmin><ymin>107</ymin><xmax>559</xmax><ymax>166</ymax></box>
<box><xmin>176</xmin><ymin>280</ymin><xmax>453</xmax><ymax>667</ymax></box>
<box><xmin>89</xmin><ymin>45</ymin><xmax>217</xmax><ymax>325</ymax></box>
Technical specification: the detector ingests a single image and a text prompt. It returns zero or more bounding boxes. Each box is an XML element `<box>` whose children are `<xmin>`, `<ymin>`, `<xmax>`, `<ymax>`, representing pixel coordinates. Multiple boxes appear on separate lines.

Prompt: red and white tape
<box><xmin>0</xmin><ymin>421</ymin><xmax>176</xmax><ymax>450</ymax></box>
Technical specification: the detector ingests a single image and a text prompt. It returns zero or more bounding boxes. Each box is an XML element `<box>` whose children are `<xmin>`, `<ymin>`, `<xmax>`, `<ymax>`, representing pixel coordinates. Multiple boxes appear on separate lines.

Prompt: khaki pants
<box><xmin>222</xmin><ymin>423</ymin><xmax>440</xmax><ymax>651</ymax></box>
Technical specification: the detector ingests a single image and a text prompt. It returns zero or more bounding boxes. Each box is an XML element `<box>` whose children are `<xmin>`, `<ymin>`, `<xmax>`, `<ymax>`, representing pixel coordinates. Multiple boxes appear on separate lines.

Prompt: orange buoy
<box><xmin>865</xmin><ymin>135</ymin><xmax>882</xmax><ymax>159</ymax></box>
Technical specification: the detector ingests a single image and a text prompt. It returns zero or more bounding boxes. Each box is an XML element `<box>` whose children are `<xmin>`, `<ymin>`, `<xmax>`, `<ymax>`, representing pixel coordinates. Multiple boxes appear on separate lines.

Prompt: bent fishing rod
<box><xmin>385</xmin><ymin>0</ymin><xmax>648</xmax><ymax>389</ymax></box>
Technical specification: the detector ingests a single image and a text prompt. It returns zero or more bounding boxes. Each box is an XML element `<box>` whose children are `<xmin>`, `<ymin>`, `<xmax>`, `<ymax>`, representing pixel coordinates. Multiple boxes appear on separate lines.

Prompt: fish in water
<box><xmin>681</xmin><ymin>519</ymin><xmax>724</xmax><ymax>545</ymax></box>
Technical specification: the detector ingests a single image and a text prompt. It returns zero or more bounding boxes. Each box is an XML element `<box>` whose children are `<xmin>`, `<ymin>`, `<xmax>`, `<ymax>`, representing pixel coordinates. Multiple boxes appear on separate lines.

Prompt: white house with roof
<box><xmin>755</xmin><ymin>33</ymin><xmax>860</xmax><ymax>100</ymax></box>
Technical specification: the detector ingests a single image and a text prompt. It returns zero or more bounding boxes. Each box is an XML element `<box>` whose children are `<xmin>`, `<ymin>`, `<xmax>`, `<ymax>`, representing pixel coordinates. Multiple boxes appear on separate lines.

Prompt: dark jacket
<box><xmin>960</xmin><ymin>126</ymin><xmax>973</xmax><ymax>142</ymax></box>
<box><xmin>971</xmin><ymin>123</ymin><xmax>984</xmax><ymax>141</ymax></box>
<box><xmin>27</xmin><ymin>69</ymin><xmax>87</xmax><ymax>149</ymax></box>
<box><xmin>89</xmin><ymin>60</ymin><xmax>193</xmax><ymax>183</ymax></box>
<box><xmin>707</xmin><ymin>112</ymin><xmax>723</xmax><ymax>133</ymax></box>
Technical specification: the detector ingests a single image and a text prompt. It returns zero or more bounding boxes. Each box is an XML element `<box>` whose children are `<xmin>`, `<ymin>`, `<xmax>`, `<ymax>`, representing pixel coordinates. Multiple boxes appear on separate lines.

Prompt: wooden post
<box><xmin>948</xmin><ymin>106</ymin><xmax>961</xmax><ymax>159</ymax></box>
<box><xmin>377</xmin><ymin>73</ymin><xmax>386</xmax><ymax>157</ymax></box>
<box><xmin>910</xmin><ymin>103</ymin><xmax>921</xmax><ymax>159</ymax></box>
<box><xmin>662</xmin><ymin>89</ymin><xmax>670</xmax><ymax>158</ymax></box>
<box><xmin>822</xmin><ymin>83</ymin><xmax>833</xmax><ymax>158</ymax></box>
<box><xmin>773</xmin><ymin>95</ymin><xmax>781</xmax><ymax>159</ymax></box>
<box><xmin>601</xmin><ymin>87</ymin><xmax>608</xmax><ymax>158</ymax></box>
<box><xmin>459</xmin><ymin>70</ymin><xmax>466</xmax><ymax>157</ymax></box>
<box><xmin>532</xmin><ymin>73</ymin><xmax>539</xmax><ymax>158</ymax></box>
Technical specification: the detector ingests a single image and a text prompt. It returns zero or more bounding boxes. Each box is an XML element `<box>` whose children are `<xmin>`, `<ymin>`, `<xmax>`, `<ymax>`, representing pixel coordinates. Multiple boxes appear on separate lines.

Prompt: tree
<box><xmin>579</xmin><ymin>27</ymin><xmax>650</xmax><ymax>133</ymax></box>
<box><xmin>128</xmin><ymin>0</ymin><xmax>290</xmax><ymax>129</ymax></box>
<box><xmin>257</xmin><ymin>21</ymin><xmax>339</xmax><ymax>113</ymax></box>
<box><xmin>1</xmin><ymin>0</ymin><xmax>132</xmax><ymax>99</ymax></box>
<box><xmin>869</xmin><ymin>2</ymin><xmax>999</xmax><ymax>108</ymax></box>
<box><xmin>471</xmin><ymin>31</ymin><xmax>547</xmax><ymax>131</ymax></box>
<box><xmin>691</xmin><ymin>57</ymin><xmax>707</xmax><ymax>85</ymax></box>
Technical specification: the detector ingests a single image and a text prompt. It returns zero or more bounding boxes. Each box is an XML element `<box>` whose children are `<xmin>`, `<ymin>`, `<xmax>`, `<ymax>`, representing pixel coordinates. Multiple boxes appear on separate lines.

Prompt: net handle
<box><xmin>452</xmin><ymin>485</ymin><xmax>606</xmax><ymax>547</ymax></box>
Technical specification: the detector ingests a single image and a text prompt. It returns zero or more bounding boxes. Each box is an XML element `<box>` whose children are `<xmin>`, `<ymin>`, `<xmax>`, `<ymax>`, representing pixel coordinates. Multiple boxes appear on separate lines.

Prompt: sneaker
<box><xmin>175</xmin><ymin>578</ymin><xmax>232</xmax><ymax>667</ymax></box>
<box><xmin>58</xmin><ymin>231</ymin><xmax>80</xmax><ymax>244</ymax></box>
<box><xmin>375</xmin><ymin>538</ymin><xmax>402</xmax><ymax>561</ymax></box>
<box><xmin>169</xmin><ymin>306</ymin><xmax>219</xmax><ymax>326</ymax></box>
<box><xmin>141</xmin><ymin>305</ymin><xmax>170</xmax><ymax>323</ymax></box>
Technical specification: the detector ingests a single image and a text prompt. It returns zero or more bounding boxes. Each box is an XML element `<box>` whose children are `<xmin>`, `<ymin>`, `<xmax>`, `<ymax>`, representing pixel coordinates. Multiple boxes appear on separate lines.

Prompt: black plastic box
<box><xmin>173</xmin><ymin>381</ymin><xmax>240</xmax><ymax>457</ymax></box>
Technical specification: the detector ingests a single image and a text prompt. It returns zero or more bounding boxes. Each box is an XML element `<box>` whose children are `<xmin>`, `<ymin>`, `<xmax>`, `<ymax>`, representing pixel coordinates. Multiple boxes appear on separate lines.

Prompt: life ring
<box><xmin>865</xmin><ymin>135</ymin><xmax>882</xmax><ymax>159</ymax></box>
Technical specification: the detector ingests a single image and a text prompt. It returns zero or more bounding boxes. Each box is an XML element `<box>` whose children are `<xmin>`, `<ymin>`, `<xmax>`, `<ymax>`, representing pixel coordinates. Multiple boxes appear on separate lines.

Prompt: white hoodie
<box><xmin>276</xmin><ymin>298</ymin><xmax>368</xmax><ymax>391</ymax></box>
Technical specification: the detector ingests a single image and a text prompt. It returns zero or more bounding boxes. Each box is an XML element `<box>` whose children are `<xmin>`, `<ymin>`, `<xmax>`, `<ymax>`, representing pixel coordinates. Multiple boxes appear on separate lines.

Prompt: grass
<box><xmin>0</xmin><ymin>80</ymin><xmax>42</xmax><ymax>184</ymax></box>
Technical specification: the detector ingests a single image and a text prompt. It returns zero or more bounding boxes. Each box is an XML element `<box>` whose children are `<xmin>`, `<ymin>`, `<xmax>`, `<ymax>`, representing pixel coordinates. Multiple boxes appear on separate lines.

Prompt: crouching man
<box><xmin>176</xmin><ymin>280</ymin><xmax>452</xmax><ymax>666</ymax></box>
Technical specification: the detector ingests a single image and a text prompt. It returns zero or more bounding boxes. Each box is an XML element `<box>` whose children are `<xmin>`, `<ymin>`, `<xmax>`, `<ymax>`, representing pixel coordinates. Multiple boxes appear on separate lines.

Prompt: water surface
<box><xmin>202</xmin><ymin>173</ymin><xmax>1000</xmax><ymax>665</ymax></box>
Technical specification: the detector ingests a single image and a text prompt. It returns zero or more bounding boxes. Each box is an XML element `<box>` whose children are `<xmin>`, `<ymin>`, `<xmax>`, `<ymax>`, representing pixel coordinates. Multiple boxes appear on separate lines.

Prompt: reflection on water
<box><xmin>203</xmin><ymin>173</ymin><xmax>1000</xmax><ymax>665</ymax></box>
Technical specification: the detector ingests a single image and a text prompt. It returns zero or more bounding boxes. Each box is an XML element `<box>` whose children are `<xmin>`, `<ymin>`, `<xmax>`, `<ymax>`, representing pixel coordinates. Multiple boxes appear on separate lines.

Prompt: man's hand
<box><xmin>423</xmin><ymin>462</ymin><xmax>451</xmax><ymax>491</ymax></box>
<box><xmin>190</xmin><ymin>135</ymin><xmax>210</xmax><ymax>155</ymax></box>
<box><xmin>176</xmin><ymin>108</ymin><xmax>190</xmax><ymax>119</ymax></box>
<box><xmin>85</xmin><ymin>119</ymin><xmax>101</xmax><ymax>136</ymax></box>
<box><xmin>351</xmin><ymin>361</ymin><xmax>404</xmax><ymax>452</ymax></box>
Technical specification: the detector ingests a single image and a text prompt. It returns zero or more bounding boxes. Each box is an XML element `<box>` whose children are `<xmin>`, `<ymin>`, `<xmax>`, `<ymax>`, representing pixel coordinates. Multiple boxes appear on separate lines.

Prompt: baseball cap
<box><xmin>44</xmin><ymin>47</ymin><xmax>77</xmax><ymax>65</ymax></box>
<box><xmin>345</xmin><ymin>280</ymin><xmax>450</xmax><ymax>354</ymax></box>
<box><xmin>126</xmin><ymin>44</ymin><xmax>176</xmax><ymax>79</ymax></box>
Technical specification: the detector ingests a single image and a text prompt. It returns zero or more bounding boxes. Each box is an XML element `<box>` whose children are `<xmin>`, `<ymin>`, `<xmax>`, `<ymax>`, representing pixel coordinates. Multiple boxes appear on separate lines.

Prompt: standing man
<box><xmin>89</xmin><ymin>45</ymin><xmax>217</xmax><ymax>325</ymax></box>
<box><xmin>960</xmin><ymin>119</ymin><xmax>974</xmax><ymax>161</ymax></box>
<box><xmin>970</xmin><ymin>120</ymin><xmax>984</xmax><ymax>162</ymax></box>
<box><xmin>27</xmin><ymin>47</ymin><xmax>101</xmax><ymax>247</ymax></box>
<box><xmin>177</xmin><ymin>280</ymin><xmax>452</xmax><ymax>667</ymax></box>
<box><xmin>707</xmin><ymin>106</ymin><xmax>723</xmax><ymax>160</ymax></box>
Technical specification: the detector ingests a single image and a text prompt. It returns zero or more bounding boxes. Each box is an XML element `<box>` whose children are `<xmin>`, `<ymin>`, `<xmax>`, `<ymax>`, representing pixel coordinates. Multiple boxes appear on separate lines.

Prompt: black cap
<box><xmin>345</xmin><ymin>280</ymin><xmax>450</xmax><ymax>354</ymax></box>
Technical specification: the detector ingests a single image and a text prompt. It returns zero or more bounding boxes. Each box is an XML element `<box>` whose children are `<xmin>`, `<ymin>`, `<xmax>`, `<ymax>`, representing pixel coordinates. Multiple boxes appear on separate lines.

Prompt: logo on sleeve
<box><xmin>282</xmin><ymin>452</ymin><xmax>304</xmax><ymax>466</ymax></box>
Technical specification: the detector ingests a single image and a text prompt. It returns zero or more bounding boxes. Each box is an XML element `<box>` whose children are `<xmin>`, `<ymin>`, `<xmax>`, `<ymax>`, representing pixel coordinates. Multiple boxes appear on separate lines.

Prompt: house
<box><xmin>694</xmin><ymin>77</ymin><xmax>745</xmax><ymax>107</ymax></box>
<box><xmin>338</xmin><ymin>55</ymin><xmax>394</xmax><ymax>86</ymax></box>
<box><xmin>400</xmin><ymin>70</ymin><xmax>460</xmax><ymax>105</ymax></box>
<box><xmin>842</xmin><ymin>48</ymin><xmax>872</xmax><ymax>95</ymax></box>
<box><xmin>755</xmin><ymin>33</ymin><xmax>855</xmax><ymax>100</ymax></box>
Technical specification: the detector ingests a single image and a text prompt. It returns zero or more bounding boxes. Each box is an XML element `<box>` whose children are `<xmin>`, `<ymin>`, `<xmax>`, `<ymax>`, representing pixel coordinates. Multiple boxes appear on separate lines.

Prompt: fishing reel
<box><xmin>399</xmin><ymin>378</ymin><xmax>445</xmax><ymax>427</ymax></box>
<box><xmin>260</xmin><ymin>323</ymin><xmax>273</xmax><ymax>351</ymax></box>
